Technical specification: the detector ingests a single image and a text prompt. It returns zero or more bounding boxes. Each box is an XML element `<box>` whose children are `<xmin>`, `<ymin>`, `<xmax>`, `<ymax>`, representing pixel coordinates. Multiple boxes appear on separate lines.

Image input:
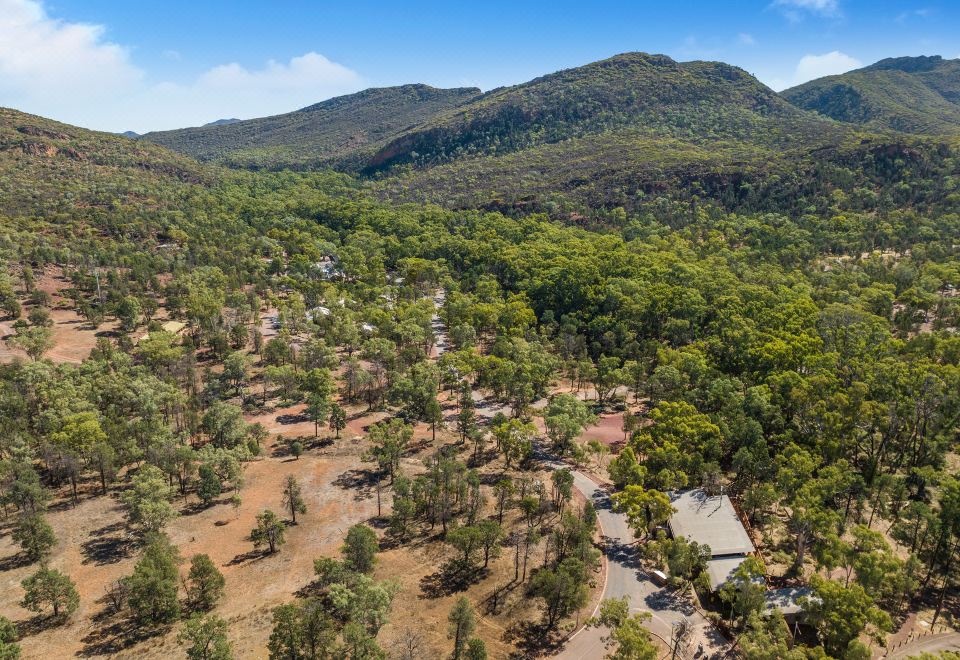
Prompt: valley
<box><xmin>1</xmin><ymin>25</ymin><xmax>960</xmax><ymax>660</ymax></box>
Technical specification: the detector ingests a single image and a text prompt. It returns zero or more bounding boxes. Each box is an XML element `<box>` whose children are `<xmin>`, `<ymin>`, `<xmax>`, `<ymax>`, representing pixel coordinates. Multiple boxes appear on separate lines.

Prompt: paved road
<box><xmin>553</xmin><ymin>467</ymin><xmax>728</xmax><ymax>660</ymax></box>
<box><xmin>430</xmin><ymin>289</ymin><xmax>448</xmax><ymax>357</ymax></box>
<box><xmin>887</xmin><ymin>632</ymin><xmax>960</xmax><ymax>658</ymax></box>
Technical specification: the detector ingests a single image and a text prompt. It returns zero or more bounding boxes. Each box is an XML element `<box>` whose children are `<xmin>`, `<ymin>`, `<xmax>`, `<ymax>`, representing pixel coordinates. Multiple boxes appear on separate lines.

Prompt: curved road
<box><xmin>553</xmin><ymin>468</ymin><xmax>728</xmax><ymax>660</ymax></box>
<box><xmin>428</xmin><ymin>288</ymin><xmax>727</xmax><ymax>659</ymax></box>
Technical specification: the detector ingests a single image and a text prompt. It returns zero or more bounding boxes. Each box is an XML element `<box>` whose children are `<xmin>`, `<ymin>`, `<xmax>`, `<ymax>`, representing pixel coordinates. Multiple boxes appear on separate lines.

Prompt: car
<box><xmin>649</xmin><ymin>569</ymin><xmax>668</xmax><ymax>586</ymax></box>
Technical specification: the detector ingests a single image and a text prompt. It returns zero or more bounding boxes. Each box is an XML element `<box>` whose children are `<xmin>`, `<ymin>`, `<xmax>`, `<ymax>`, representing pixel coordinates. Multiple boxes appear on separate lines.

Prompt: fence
<box><xmin>882</xmin><ymin>626</ymin><xmax>955</xmax><ymax>657</ymax></box>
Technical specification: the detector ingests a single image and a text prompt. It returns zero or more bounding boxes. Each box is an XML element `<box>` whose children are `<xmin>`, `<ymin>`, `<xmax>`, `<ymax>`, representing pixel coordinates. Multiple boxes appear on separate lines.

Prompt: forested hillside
<box><xmin>784</xmin><ymin>55</ymin><xmax>960</xmax><ymax>135</ymax></box>
<box><xmin>0</xmin><ymin>108</ymin><xmax>210</xmax><ymax>219</ymax></box>
<box><xmin>141</xmin><ymin>84</ymin><xmax>480</xmax><ymax>170</ymax></box>
<box><xmin>363</xmin><ymin>52</ymin><xmax>838</xmax><ymax>172</ymax></box>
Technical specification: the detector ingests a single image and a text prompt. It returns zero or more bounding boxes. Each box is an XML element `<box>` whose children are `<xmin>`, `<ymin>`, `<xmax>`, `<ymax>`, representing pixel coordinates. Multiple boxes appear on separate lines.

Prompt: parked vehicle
<box><xmin>649</xmin><ymin>569</ymin><xmax>668</xmax><ymax>586</ymax></box>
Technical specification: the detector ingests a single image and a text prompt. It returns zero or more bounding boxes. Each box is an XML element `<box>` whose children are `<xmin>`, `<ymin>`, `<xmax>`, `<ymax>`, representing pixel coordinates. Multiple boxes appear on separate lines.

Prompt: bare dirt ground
<box><xmin>0</xmin><ymin>397</ymin><xmax>602</xmax><ymax>659</ymax></box>
<box><xmin>577</xmin><ymin>412</ymin><xmax>627</xmax><ymax>449</ymax></box>
<box><xmin>0</xmin><ymin>429</ymin><xmax>378</xmax><ymax>659</ymax></box>
<box><xmin>0</xmin><ymin>268</ymin><xmax>120</xmax><ymax>364</ymax></box>
<box><xmin>1</xmin><ymin>290</ymin><xmax>611</xmax><ymax>658</ymax></box>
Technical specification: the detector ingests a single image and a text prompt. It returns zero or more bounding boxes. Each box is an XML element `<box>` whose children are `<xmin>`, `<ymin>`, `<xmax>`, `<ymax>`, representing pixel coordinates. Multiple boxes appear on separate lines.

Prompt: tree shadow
<box><xmin>644</xmin><ymin>586</ymin><xmax>695</xmax><ymax>616</ymax></box>
<box><xmin>407</xmin><ymin>437</ymin><xmax>433</xmax><ymax>454</ymax></box>
<box><xmin>78</xmin><ymin>611</ymin><xmax>169</xmax><ymax>656</ymax></box>
<box><xmin>600</xmin><ymin>535</ymin><xmax>641</xmax><ymax>571</ymax></box>
<box><xmin>15</xmin><ymin>612</ymin><xmax>74</xmax><ymax>638</ymax></box>
<box><xmin>81</xmin><ymin>521</ymin><xmax>134</xmax><ymax>566</ymax></box>
<box><xmin>226</xmin><ymin>548</ymin><xmax>267</xmax><ymax>566</ymax></box>
<box><xmin>482</xmin><ymin>580</ymin><xmax>523</xmax><ymax>616</ymax></box>
<box><xmin>332</xmin><ymin>468</ymin><xmax>377</xmax><ymax>501</ymax></box>
<box><xmin>419</xmin><ymin>560</ymin><xmax>489</xmax><ymax>599</ymax></box>
<box><xmin>504</xmin><ymin>619</ymin><xmax>567</xmax><ymax>658</ymax></box>
<box><xmin>0</xmin><ymin>551</ymin><xmax>34</xmax><ymax>571</ymax></box>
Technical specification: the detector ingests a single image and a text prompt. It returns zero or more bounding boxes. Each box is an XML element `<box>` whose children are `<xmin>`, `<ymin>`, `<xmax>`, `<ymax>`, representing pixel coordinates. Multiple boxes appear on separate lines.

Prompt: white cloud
<box><xmin>198</xmin><ymin>52</ymin><xmax>358</xmax><ymax>95</ymax></box>
<box><xmin>0</xmin><ymin>0</ymin><xmax>364</xmax><ymax>132</ymax></box>
<box><xmin>896</xmin><ymin>8</ymin><xmax>932</xmax><ymax>22</ymax></box>
<box><xmin>115</xmin><ymin>53</ymin><xmax>363</xmax><ymax>132</ymax></box>
<box><xmin>794</xmin><ymin>51</ymin><xmax>861</xmax><ymax>82</ymax></box>
<box><xmin>768</xmin><ymin>50</ymin><xmax>862</xmax><ymax>90</ymax></box>
<box><xmin>772</xmin><ymin>0</ymin><xmax>840</xmax><ymax>20</ymax></box>
<box><xmin>0</xmin><ymin>0</ymin><xmax>142</xmax><ymax>104</ymax></box>
<box><xmin>738</xmin><ymin>33</ymin><xmax>756</xmax><ymax>46</ymax></box>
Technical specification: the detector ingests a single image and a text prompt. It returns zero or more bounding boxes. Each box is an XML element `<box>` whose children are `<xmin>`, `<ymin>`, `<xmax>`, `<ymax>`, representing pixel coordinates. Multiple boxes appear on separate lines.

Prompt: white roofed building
<box><xmin>667</xmin><ymin>489</ymin><xmax>755</xmax><ymax>592</ymax></box>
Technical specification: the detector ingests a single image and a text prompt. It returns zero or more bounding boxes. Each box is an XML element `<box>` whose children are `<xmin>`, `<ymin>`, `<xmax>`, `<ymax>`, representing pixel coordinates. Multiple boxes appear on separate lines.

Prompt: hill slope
<box><xmin>365</xmin><ymin>52</ymin><xmax>837</xmax><ymax>172</ymax></box>
<box><xmin>141</xmin><ymin>84</ymin><xmax>480</xmax><ymax>170</ymax></box>
<box><xmin>782</xmin><ymin>55</ymin><xmax>960</xmax><ymax>134</ymax></box>
<box><xmin>0</xmin><ymin>107</ymin><xmax>210</xmax><ymax>218</ymax></box>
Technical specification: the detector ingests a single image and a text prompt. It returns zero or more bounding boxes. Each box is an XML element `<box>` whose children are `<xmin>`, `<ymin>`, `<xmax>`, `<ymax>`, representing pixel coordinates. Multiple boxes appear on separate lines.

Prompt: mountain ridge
<box><xmin>142</xmin><ymin>51</ymin><xmax>845</xmax><ymax>178</ymax></box>
<box><xmin>783</xmin><ymin>55</ymin><xmax>960</xmax><ymax>134</ymax></box>
<box><xmin>141</xmin><ymin>84</ymin><xmax>481</xmax><ymax>170</ymax></box>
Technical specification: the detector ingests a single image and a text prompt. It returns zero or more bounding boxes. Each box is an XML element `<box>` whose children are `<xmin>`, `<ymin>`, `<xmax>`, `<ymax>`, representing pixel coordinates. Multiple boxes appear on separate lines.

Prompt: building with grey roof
<box><xmin>668</xmin><ymin>489</ymin><xmax>755</xmax><ymax>557</ymax></box>
<box><xmin>705</xmin><ymin>556</ymin><xmax>751</xmax><ymax>591</ymax></box>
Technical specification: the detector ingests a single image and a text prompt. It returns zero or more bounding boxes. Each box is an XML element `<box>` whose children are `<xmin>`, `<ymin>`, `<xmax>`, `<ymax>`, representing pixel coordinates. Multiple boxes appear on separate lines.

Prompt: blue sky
<box><xmin>1</xmin><ymin>0</ymin><xmax>958</xmax><ymax>132</ymax></box>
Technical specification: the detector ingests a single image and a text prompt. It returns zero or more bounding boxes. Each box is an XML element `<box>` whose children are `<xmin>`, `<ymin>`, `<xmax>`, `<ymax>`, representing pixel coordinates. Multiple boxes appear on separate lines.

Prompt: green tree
<box><xmin>365</xmin><ymin>418</ymin><xmax>412</xmax><ymax>482</ymax></box>
<box><xmin>251</xmin><ymin>510</ymin><xmax>286</xmax><ymax>554</ymax></box>
<box><xmin>342</xmin><ymin>524</ymin><xmax>379</xmax><ymax>573</ymax></box>
<box><xmin>178</xmin><ymin>614</ymin><xmax>233</xmax><ymax>660</ymax></box>
<box><xmin>12</xmin><ymin>513</ymin><xmax>56</xmax><ymax>562</ymax></box>
<box><xmin>289</xmin><ymin>440</ymin><xmax>303</xmax><ymax>460</ymax></box>
<box><xmin>492</xmin><ymin>418</ymin><xmax>535</xmax><ymax>469</ymax></box>
<box><xmin>802</xmin><ymin>577</ymin><xmax>892</xmax><ymax>657</ymax></box>
<box><xmin>607</xmin><ymin>446</ymin><xmax>646</xmax><ymax>489</ymax></box>
<box><xmin>447</xmin><ymin>525</ymin><xmax>484</xmax><ymax>568</ymax></box>
<box><xmin>297</xmin><ymin>599</ymin><xmax>338</xmax><ymax>659</ymax></box>
<box><xmin>340</xmin><ymin>621</ymin><xmax>386</xmax><ymax>659</ymax></box>
<box><xmin>281</xmin><ymin>475</ymin><xmax>307</xmax><ymax>524</ymax></box>
<box><xmin>328</xmin><ymin>574</ymin><xmax>399</xmax><ymax>634</ymax></box>
<box><xmin>267</xmin><ymin>604</ymin><xmax>303</xmax><ymax>660</ymax></box>
<box><xmin>202</xmin><ymin>402</ymin><xmax>249</xmax><ymax>449</ymax></box>
<box><xmin>612</xmin><ymin>485</ymin><xmax>674</xmax><ymax>540</ymax></box>
<box><xmin>493</xmin><ymin>478</ymin><xmax>514</xmax><ymax>524</ymax></box>
<box><xmin>589</xmin><ymin>597</ymin><xmax>657</xmax><ymax>660</ymax></box>
<box><xmin>738</xmin><ymin>610</ymin><xmax>807</xmax><ymax>660</ymax></box>
<box><xmin>115</xmin><ymin>296</ymin><xmax>143</xmax><ymax>332</ymax></box>
<box><xmin>718</xmin><ymin>557</ymin><xmax>766</xmax><ymax>625</ymax></box>
<box><xmin>50</xmin><ymin>411</ymin><xmax>108</xmax><ymax>503</ymax></box>
<box><xmin>186</xmin><ymin>554</ymin><xmax>226</xmax><ymax>611</ymax></box>
<box><xmin>8</xmin><ymin>325</ymin><xmax>54</xmax><ymax>360</ymax></box>
<box><xmin>424</xmin><ymin>396</ymin><xmax>444</xmax><ymax>441</ymax></box>
<box><xmin>531</xmin><ymin>557</ymin><xmax>589</xmax><ymax>629</ymax></box>
<box><xmin>128</xmin><ymin>534</ymin><xmax>182</xmax><ymax>624</ymax></box>
<box><xmin>305</xmin><ymin>394</ymin><xmax>330</xmax><ymax>439</ymax></box>
<box><xmin>6</xmin><ymin>461</ymin><xmax>48</xmax><ymax>515</ymax></box>
<box><xmin>221</xmin><ymin>351</ymin><xmax>248</xmax><ymax>395</ymax></box>
<box><xmin>592</xmin><ymin>356</ymin><xmax>626</xmax><ymax>406</ymax></box>
<box><xmin>328</xmin><ymin>403</ymin><xmax>347</xmax><ymax>439</ymax></box>
<box><xmin>122</xmin><ymin>464</ymin><xmax>178</xmax><ymax>534</ymax></box>
<box><xmin>551</xmin><ymin>468</ymin><xmax>575</xmax><ymax>514</ymax></box>
<box><xmin>0</xmin><ymin>615</ymin><xmax>19</xmax><ymax>660</ymax></box>
<box><xmin>20</xmin><ymin>567</ymin><xmax>79</xmax><ymax>619</ymax></box>
<box><xmin>543</xmin><ymin>394</ymin><xmax>596</xmax><ymax>453</ymax></box>
<box><xmin>464</xmin><ymin>638</ymin><xmax>487</xmax><ymax>660</ymax></box>
<box><xmin>448</xmin><ymin>596</ymin><xmax>476</xmax><ymax>660</ymax></box>
<box><xmin>457</xmin><ymin>382</ymin><xmax>477</xmax><ymax>444</ymax></box>
<box><xmin>477</xmin><ymin>519</ymin><xmax>504</xmax><ymax>568</ymax></box>
<box><xmin>197</xmin><ymin>463</ymin><xmax>223</xmax><ymax>507</ymax></box>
